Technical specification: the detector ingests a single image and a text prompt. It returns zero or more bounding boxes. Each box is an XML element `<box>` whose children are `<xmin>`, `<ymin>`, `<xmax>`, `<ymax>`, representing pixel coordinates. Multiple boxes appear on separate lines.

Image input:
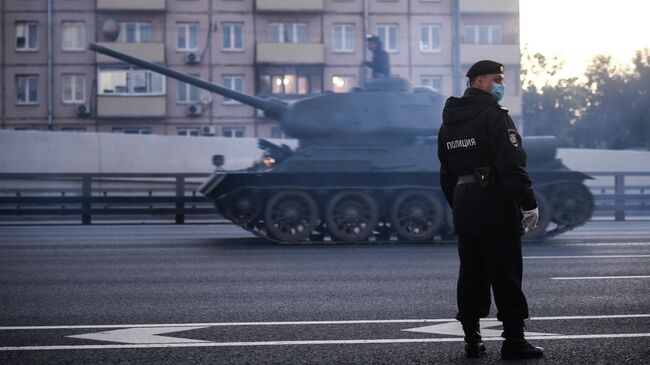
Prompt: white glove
<box><xmin>521</xmin><ymin>207</ymin><xmax>539</xmax><ymax>231</ymax></box>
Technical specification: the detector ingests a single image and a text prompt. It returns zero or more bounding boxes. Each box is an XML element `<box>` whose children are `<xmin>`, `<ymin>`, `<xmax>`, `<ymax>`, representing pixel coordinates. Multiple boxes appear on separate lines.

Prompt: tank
<box><xmin>90</xmin><ymin>44</ymin><xmax>594</xmax><ymax>243</ymax></box>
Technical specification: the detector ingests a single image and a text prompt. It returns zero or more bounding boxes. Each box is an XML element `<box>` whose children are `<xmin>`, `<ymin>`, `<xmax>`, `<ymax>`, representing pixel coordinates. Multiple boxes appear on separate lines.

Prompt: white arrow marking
<box><xmin>67</xmin><ymin>326</ymin><xmax>210</xmax><ymax>344</ymax></box>
<box><xmin>402</xmin><ymin>321</ymin><xmax>560</xmax><ymax>337</ymax></box>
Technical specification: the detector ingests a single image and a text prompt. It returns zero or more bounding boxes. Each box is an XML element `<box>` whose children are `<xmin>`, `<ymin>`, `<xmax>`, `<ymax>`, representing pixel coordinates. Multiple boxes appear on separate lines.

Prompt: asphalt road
<box><xmin>0</xmin><ymin>222</ymin><xmax>649</xmax><ymax>364</ymax></box>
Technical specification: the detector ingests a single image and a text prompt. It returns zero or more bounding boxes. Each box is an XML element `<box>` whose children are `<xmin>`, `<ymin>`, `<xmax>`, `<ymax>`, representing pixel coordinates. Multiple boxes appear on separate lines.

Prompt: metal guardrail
<box><xmin>586</xmin><ymin>172</ymin><xmax>650</xmax><ymax>221</ymax></box>
<box><xmin>0</xmin><ymin>173</ymin><xmax>215</xmax><ymax>224</ymax></box>
<box><xmin>0</xmin><ymin>172</ymin><xmax>649</xmax><ymax>224</ymax></box>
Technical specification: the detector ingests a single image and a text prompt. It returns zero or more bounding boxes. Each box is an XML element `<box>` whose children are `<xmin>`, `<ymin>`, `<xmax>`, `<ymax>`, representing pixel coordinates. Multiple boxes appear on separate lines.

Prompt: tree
<box><xmin>522</xmin><ymin>48</ymin><xmax>650</xmax><ymax>150</ymax></box>
<box><xmin>521</xmin><ymin>51</ymin><xmax>587</xmax><ymax>146</ymax></box>
<box><xmin>576</xmin><ymin>49</ymin><xmax>650</xmax><ymax>149</ymax></box>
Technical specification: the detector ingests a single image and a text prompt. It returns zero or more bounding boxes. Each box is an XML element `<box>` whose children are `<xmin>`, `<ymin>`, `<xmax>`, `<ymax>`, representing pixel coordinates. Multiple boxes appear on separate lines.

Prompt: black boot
<box><xmin>500</xmin><ymin>321</ymin><xmax>544</xmax><ymax>360</ymax></box>
<box><xmin>462</xmin><ymin>322</ymin><xmax>486</xmax><ymax>358</ymax></box>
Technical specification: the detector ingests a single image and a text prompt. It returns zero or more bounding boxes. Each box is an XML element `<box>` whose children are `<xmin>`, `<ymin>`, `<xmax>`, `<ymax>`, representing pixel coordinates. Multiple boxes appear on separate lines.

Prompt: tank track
<box><xmin>215</xmin><ymin>182</ymin><xmax>592</xmax><ymax>244</ymax></box>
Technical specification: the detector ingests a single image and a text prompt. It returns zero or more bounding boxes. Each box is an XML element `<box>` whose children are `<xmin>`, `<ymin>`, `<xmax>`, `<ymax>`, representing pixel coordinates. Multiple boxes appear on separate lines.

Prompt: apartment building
<box><xmin>0</xmin><ymin>0</ymin><xmax>521</xmax><ymax>138</ymax></box>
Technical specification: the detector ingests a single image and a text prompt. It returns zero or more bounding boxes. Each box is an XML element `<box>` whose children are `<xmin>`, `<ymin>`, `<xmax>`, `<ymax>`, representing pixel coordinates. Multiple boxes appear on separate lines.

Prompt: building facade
<box><xmin>0</xmin><ymin>0</ymin><xmax>521</xmax><ymax>138</ymax></box>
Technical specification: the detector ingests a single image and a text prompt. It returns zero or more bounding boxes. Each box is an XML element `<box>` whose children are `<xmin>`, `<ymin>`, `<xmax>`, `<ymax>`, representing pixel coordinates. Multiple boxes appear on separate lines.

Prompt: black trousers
<box><xmin>456</xmin><ymin>234</ymin><xmax>529</xmax><ymax>323</ymax></box>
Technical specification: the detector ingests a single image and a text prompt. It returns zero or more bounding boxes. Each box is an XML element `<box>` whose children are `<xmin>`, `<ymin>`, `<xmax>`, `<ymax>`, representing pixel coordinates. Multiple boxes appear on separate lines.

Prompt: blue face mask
<box><xmin>491</xmin><ymin>83</ymin><xmax>505</xmax><ymax>102</ymax></box>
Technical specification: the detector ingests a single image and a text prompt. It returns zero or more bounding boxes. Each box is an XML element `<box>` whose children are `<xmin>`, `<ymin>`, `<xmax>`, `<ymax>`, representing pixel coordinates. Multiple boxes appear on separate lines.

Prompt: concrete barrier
<box><xmin>0</xmin><ymin>130</ymin><xmax>296</xmax><ymax>173</ymax></box>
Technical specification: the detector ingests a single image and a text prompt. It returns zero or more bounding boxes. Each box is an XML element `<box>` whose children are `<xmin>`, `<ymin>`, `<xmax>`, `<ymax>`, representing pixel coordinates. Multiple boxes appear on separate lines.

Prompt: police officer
<box><xmin>363</xmin><ymin>35</ymin><xmax>390</xmax><ymax>79</ymax></box>
<box><xmin>437</xmin><ymin>60</ymin><xmax>544</xmax><ymax>360</ymax></box>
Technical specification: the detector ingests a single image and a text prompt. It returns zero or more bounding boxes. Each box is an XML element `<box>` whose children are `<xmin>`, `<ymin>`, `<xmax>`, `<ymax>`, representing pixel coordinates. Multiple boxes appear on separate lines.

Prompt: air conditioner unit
<box><xmin>76</xmin><ymin>104</ymin><xmax>91</xmax><ymax>116</ymax></box>
<box><xmin>185</xmin><ymin>52</ymin><xmax>201</xmax><ymax>64</ymax></box>
<box><xmin>200</xmin><ymin>125</ymin><xmax>216</xmax><ymax>136</ymax></box>
<box><xmin>186</xmin><ymin>104</ymin><xmax>203</xmax><ymax>116</ymax></box>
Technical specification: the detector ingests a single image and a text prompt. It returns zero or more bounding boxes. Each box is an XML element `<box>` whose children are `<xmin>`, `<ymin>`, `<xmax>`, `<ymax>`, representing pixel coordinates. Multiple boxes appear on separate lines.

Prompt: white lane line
<box><xmin>1</xmin><ymin>333</ymin><xmax>649</xmax><ymax>351</ymax></box>
<box><xmin>1</xmin><ymin>314</ymin><xmax>649</xmax><ymax>331</ymax></box>
<box><xmin>550</xmin><ymin>242</ymin><xmax>650</xmax><ymax>246</ymax></box>
<box><xmin>0</xmin><ymin>319</ymin><xmax>456</xmax><ymax>330</ymax></box>
<box><xmin>552</xmin><ymin>275</ymin><xmax>650</xmax><ymax>280</ymax></box>
<box><xmin>525</xmin><ymin>255</ymin><xmax>650</xmax><ymax>259</ymax></box>
<box><xmin>530</xmin><ymin>314</ymin><xmax>650</xmax><ymax>320</ymax></box>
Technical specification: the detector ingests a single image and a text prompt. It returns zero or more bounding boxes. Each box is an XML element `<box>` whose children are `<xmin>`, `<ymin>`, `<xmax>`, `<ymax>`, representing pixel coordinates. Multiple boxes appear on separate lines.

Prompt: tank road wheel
<box><xmin>390</xmin><ymin>190</ymin><xmax>443</xmax><ymax>242</ymax></box>
<box><xmin>326</xmin><ymin>191</ymin><xmax>379</xmax><ymax>242</ymax></box>
<box><xmin>224</xmin><ymin>192</ymin><xmax>262</xmax><ymax>226</ymax></box>
<box><xmin>523</xmin><ymin>191</ymin><xmax>551</xmax><ymax>241</ymax></box>
<box><xmin>264</xmin><ymin>190</ymin><xmax>318</xmax><ymax>243</ymax></box>
<box><xmin>548</xmin><ymin>183</ymin><xmax>594</xmax><ymax>226</ymax></box>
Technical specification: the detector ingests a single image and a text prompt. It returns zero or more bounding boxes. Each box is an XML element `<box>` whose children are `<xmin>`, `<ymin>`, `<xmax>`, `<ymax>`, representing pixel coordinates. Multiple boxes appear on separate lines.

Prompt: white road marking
<box><xmin>1</xmin><ymin>314</ymin><xmax>649</xmax><ymax>331</ymax></box>
<box><xmin>531</xmin><ymin>314</ymin><xmax>650</xmax><ymax>320</ymax></box>
<box><xmin>524</xmin><ymin>255</ymin><xmax>650</xmax><ymax>259</ymax></box>
<box><xmin>0</xmin><ymin>319</ymin><xmax>455</xmax><ymax>331</ymax></box>
<box><xmin>1</xmin><ymin>333</ymin><xmax>649</xmax><ymax>351</ymax></box>
<box><xmin>67</xmin><ymin>326</ymin><xmax>210</xmax><ymax>344</ymax></box>
<box><xmin>402</xmin><ymin>321</ymin><xmax>558</xmax><ymax>337</ymax></box>
<box><xmin>552</xmin><ymin>275</ymin><xmax>650</xmax><ymax>280</ymax></box>
<box><xmin>550</xmin><ymin>242</ymin><xmax>650</xmax><ymax>246</ymax></box>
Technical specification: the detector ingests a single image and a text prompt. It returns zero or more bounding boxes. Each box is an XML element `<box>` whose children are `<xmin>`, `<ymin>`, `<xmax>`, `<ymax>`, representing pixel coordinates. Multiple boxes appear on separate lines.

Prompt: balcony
<box><xmin>460</xmin><ymin>0</ymin><xmax>518</xmax><ymax>13</ymax></box>
<box><xmin>256</xmin><ymin>0</ymin><xmax>324</xmax><ymax>12</ymax></box>
<box><xmin>97</xmin><ymin>96</ymin><xmax>166</xmax><ymax>118</ymax></box>
<box><xmin>257</xmin><ymin>43</ymin><xmax>325</xmax><ymax>64</ymax></box>
<box><xmin>97</xmin><ymin>0</ymin><xmax>166</xmax><ymax>11</ymax></box>
<box><xmin>460</xmin><ymin>44</ymin><xmax>520</xmax><ymax>65</ymax></box>
<box><xmin>95</xmin><ymin>43</ymin><xmax>165</xmax><ymax>63</ymax></box>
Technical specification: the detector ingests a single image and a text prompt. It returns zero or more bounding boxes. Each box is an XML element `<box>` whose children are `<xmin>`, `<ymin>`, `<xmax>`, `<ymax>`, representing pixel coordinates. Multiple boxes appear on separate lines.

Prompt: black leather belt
<box><xmin>457</xmin><ymin>175</ymin><xmax>475</xmax><ymax>185</ymax></box>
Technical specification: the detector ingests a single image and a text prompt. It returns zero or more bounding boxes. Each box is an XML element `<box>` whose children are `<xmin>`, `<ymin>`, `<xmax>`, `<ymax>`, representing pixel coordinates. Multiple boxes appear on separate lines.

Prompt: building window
<box><xmin>112</xmin><ymin>127</ymin><xmax>151</xmax><ymax>135</ymax></box>
<box><xmin>222</xmin><ymin>127</ymin><xmax>245</xmax><ymax>138</ymax></box>
<box><xmin>376</xmin><ymin>24</ymin><xmax>398</xmax><ymax>53</ymax></box>
<box><xmin>222</xmin><ymin>75</ymin><xmax>244</xmax><ymax>104</ymax></box>
<box><xmin>332</xmin><ymin>24</ymin><xmax>355</xmax><ymax>52</ymax></box>
<box><xmin>421</xmin><ymin>75</ymin><xmax>442</xmax><ymax>92</ymax></box>
<box><xmin>332</xmin><ymin>75</ymin><xmax>355</xmax><ymax>93</ymax></box>
<box><xmin>420</xmin><ymin>24</ymin><xmax>441</xmax><ymax>53</ymax></box>
<box><xmin>117</xmin><ymin>22</ymin><xmax>151</xmax><ymax>43</ymax></box>
<box><xmin>177</xmin><ymin>75</ymin><xmax>200</xmax><ymax>104</ymax></box>
<box><xmin>61</xmin><ymin>128</ymin><xmax>87</xmax><ymax>132</ymax></box>
<box><xmin>177</xmin><ymin>22</ymin><xmax>198</xmax><ymax>51</ymax></box>
<box><xmin>258</xmin><ymin>66</ymin><xmax>322</xmax><ymax>96</ymax></box>
<box><xmin>268</xmin><ymin>23</ymin><xmax>308</xmax><ymax>44</ymax></box>
<box><xmin>16</xmin><ymin>22</ymin><xmax>38</xmax><ymax>51</ymax></box>
<box><xmin>98</xmin><ymin>68</ymin><xmax>165</xmax><ymax>95</ymax></box>
<box><xmin>62</xmin><ymin>22</ymin><xmax>85</xmax><ymax>51</ymax></box>
<box><xmin>62</xmin><ymin>74</ymin><xmax>86</xmax><ymax>104</ymax></box>
<box><xmin>178</xmin><ymin>128</ymin><xmax>200</xmax><ymax>136</ymax></box>
<box><xmin>464</xmin><ymin>25</ymin><xmax>503</xmax><ymax>44</ymax></box>
<box><xmin>222</xmin><ymin>22</ymin><xmax>243</xmax><ymax>51</ymax></box>
<box><xmin>16</xmin><ymin>75</ymin><xmax>39</xmax><ymax>104</ymax></box>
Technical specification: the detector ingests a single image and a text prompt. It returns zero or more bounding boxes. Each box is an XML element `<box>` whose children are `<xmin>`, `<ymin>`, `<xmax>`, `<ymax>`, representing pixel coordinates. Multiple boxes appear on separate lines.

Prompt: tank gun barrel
<box><xmin>89</xmin><ymin>43</ymin><xmax>287</xmax><ymax>119</ymax></box>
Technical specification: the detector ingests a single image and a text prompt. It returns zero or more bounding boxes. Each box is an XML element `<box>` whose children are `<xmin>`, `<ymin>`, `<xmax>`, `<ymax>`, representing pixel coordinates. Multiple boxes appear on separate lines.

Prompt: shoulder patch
<box><xmin>507</xmin><ymin>129</ymin><xmax>519</xmax><ymax>147</ymax></box>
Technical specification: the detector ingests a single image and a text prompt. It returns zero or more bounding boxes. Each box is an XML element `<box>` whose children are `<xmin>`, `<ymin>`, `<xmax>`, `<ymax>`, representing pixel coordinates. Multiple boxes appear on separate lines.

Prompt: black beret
<box><xmin>466</xmin><ymin>60</ymin><xmax>504</xmax><ymax>78</ymax></box>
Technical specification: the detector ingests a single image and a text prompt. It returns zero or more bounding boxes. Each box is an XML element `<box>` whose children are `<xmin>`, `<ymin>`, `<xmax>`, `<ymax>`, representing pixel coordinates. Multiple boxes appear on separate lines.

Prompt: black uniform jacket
<box><xmin>364</xmin><ymin>48</ymin><xmax>390</xmax><ymax>78</ymax></box>
<box><xmin>437</xmin><ymin>87</ymin><xmax>537</xmax><ymax>235</ymax></box>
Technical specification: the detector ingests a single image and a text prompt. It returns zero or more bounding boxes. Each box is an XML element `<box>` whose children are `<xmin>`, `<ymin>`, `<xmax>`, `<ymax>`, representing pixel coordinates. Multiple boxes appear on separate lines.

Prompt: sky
<box><xmin>519</xmin><ymin>0</ymin><xmax>650</xmax><ymax>77</ymax></box>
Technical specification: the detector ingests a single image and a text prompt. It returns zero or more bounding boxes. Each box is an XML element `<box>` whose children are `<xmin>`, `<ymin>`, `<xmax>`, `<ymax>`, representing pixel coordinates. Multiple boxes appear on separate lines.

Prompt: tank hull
<box><xmin>200</xmin><ymin>139</ymin><xmax>593</xmax><ymax>243</ymax></box>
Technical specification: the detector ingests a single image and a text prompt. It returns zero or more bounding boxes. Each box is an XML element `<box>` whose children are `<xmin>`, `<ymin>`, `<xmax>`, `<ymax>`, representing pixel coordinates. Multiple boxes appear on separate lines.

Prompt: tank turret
<box><xmin>90</xmin><ymin>44</ymin><xmax>593</xmax><ymax>243</ymax></box>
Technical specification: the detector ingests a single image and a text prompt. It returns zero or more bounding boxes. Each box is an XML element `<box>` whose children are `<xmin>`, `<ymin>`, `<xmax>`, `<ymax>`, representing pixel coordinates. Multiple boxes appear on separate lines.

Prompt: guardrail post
<box><xmin>614</xmin><ymin>174</ymin><xmax>625</xmax><ymax>221</ymax></box>
<box><xmin>81</xmin><ymin>176</ymin><xmax>92</xmax><ymax>224</ymax></box>
<box><xmin>175</xmin><ymin>176</ymin><xmax>185</xmax><ymax>224</ymax></box>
